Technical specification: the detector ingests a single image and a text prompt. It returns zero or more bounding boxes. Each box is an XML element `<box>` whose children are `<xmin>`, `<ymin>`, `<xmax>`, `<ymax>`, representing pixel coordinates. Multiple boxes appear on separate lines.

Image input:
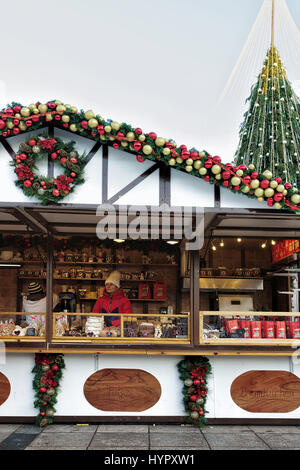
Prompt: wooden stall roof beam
<box><xmin>20</xmin><ymin>208</ymin><xmax>58</xmax><ymax>235</ymax></box>
<box><xmin>12</xmin><ymin>206</ymin><xmax>47</xmax><ymax>233</ymax></box>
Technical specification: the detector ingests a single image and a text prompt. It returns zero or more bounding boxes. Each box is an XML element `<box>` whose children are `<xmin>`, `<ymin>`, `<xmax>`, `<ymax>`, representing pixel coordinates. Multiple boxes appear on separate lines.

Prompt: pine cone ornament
<box><xmin>20</xmin><ymin>142</ymin><xmax>32</xmax><ymax>153</ymax></box>
<box><xmin>59</xmin><ymin>149</ymin><xmax>69</xmax><ymax>158</ymax></box>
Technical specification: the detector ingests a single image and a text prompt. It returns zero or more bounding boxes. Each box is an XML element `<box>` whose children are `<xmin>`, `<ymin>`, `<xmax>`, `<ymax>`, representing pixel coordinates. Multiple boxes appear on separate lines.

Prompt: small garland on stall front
<box><xmin>177</xmin><ymin>356</ymin><xmax>211</xmax><ymax>427</ymax></box>
<box><xmin>32</xmin><ymin>353</ymin><xmax>65</xmax><ymax>427</ymax></box>
<box><xmin>11</xmin><ymin>134</ymin><xmax>86</xmax><ymax>204</ymax></box>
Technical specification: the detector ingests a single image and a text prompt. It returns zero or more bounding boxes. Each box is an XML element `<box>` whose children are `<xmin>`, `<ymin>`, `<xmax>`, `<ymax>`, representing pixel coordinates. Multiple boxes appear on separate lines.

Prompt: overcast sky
<box><xmin>1</xmin><ymin>0</ymin><xmax>300</xmax><ymax>163</ymax></box>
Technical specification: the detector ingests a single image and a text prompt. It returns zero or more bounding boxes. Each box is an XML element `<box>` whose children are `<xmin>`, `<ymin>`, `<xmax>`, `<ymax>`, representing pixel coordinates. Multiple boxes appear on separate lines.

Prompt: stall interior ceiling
<box><xmin>0</xmin><ymin>206</ymin><xmax>299</xmax><ymax>238</ymax></box>
<box><xmin>206</xmin><ymin>212</ymin><xmax>300</xmax><ymax>239</ymax></box>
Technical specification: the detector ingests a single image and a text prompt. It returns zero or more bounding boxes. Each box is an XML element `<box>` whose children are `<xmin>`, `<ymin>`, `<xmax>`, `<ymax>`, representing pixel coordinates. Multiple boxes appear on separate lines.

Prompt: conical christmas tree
<box><xmin>234</xmin><ymin>45</ymin><xmax>300</xmax><ymax>187</ymax></box>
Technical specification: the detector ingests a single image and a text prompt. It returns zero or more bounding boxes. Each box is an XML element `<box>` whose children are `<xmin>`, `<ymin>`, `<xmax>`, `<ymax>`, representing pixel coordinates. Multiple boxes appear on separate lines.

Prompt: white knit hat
<box><xmin>105</xmin><ymin>270</ymin><xmax>120</xmax><ymax>288</ymax></box>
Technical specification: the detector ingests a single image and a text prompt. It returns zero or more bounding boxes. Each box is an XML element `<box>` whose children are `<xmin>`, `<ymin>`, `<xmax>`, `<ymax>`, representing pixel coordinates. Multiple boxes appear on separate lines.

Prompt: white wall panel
<box><xmin>220</xmin><ymin>186</ymin><xmax>275</xmax><ymax>209</ymax></box>
<box><xmin>170</xmin><ymin>170</ymin><xmax>215</xmax><ymax>207</ymax></box>
<box><xmin>107</xmin><ymin>148</ymin><xmax>156</xmax><ymax>200</ymax></box>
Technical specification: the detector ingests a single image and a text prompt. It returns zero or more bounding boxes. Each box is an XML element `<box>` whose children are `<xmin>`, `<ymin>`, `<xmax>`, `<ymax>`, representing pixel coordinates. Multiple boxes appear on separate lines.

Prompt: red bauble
<box><xmin>274</xmin><ymin>193</ymin><xmax>283</xmax><ymax>202</ymax></box>
<box><xmin>222</xmin><ymin>171</ymin><xmax>231</xmax><ymax>180</ymax></box>
<box><xmin>113</xmin><ymin>143</ymin><xmax>119</xmax><ymax>149</ymax></box>
<box><xmin>234</xmin><ymin>186</ymin><xmax>240</xmax><ymax>191</ymax></box>
<box><xmin>81</xmin><ymin>120</ymin><xmax>88</xmax><ymax>129</ymax></box>
<box><xmin>20</xmin><ymin>153</ymin><xmax>27</xmax><ymax>161</ymax></box>
<box><xmin>148</xmin><ymin>132</ymin><xmax>157</xmax><ymax>140</ymax></box>
<box><xmin>24</xmin><ymin>180</ymin><xmax>32</xmax><ymax>188</ymax></box>
<box><xmin>39</xmin><ymin>387</ymin><xmax>47</xmax><ymax>393</ymax></box>
<box><xmin>13</xmin><ymin>119</ymin><xmax>19</xmax><ymax>126</ymax></box>
<box><xmin>242</xmin><ymin>176</ymin><xmax>251</xmax><ymax>185</ymax></box>
<box><xmin>223</xmin><ymin>181</ymin><xmax>229</xmax><ymax>187</ymax></box>
<box><xmin>54</xmin><ymin>115</ymin><xmax>61</xmax><ymax>121</ymax></box>
<box><xmin>193</xmin><ymin>379</ymin><xmax>201</xmax><ymax>385</ymax></box>
<box><xmin>51</xmin><ymin>152</ymin><xmax>58</xmax><ymax>160</ymax></box>
<box><xmin>190</xmin><ymin>151</ymin><xmax>198</xmax><ymax>160</ymax></box>
<box><xmin>204</xmin><ymin>175</ymin><xmax>210</xmax><ymax>182</ymax></box>
<box><xmin>51</xmin><ymin>364</ymin><xmax>59</xmax><ymax>372</ymax></box>
<box><xmin>204</xmin><ymin>160</ymin><xmax>213</xmax><ymax>168</ymax></box>
<box><xmin>28</xmin><ymin>139</ymin><xmax>36</xmax><ymax>146</ymax></box>
<box><xmin>251</xmin><ymin>172</ymin><xmax>258</xmax><ymax>179</ymax></box>
<box><xmin>225</xmin><ymin>163</ymin><xmax>233</xmax><ymax>170</ymax></box>
<box><xmin>13</xmin><ymin>105</ymin><xmax>21</xmax><ymax>113</ymax></box>
<box><xmin>260</xmin><ymin>179</ymin><xmax>270</xmax><ymax>189</ymax></box>
<box><xmin>52</xmin><ymin>189</ymin><xmax>60</xmax><ymax>197</ymax></box>
<box><xmin>13</xmin><ymin>128</ymin><xmax>20</xmax><ymax>135</ymax></box>
<box><xmin>238</xmin><ymin>164</ymin><xmax>247</xmax><ymax>171</ymax></box>
<box><xmin>70</xmin><ymin>157</ymin><xmax>77</xmax><ymax>164</ymax></box>
<box><xmin>25</xmin><ymin>120</ymin><xmax>32</xmax><ymax>127</ymax></box>
<box><xmin>275</xmin><ymin>177</ymin><xmax>282</xmax><ymax>184</ymax></box>
<box><xmin>0</xmin><ymin>120</ymin><xmax>5</xmax><ymax>129</ymax></box>
<box><xmin>180</xmin><ymin>145</ymin><xmax>187</xmax><ymax>150</ymax></box>
<box><xmin>133</xmin><ymin>141</ymin><xmax>142</xmax><ymax>152</ymax></box>
<box><xmin>189</xmin><ymin>395</ymin><xmax>197</xmax><ymax>402</ymax></box>
<box><xmin>31</xmin><ymin>115</ymin><xmax>40</xmax><ymax>123</ymax></box>
<box><xmin>136</xmin><ymin>155</ymin><xmax>145</xmax><ymax>163</ymax></box>
<box><xmin>284</xmin><ymin>182</ymin><xmax>292</xmax><ymax>190</ymax></box>
<box><xmin>97</xmin><ymin>125</ymin><xmax>105</xmax><ymax>134</ymax></box>
<box><xmin>5</xmin><ymin>108</ymin><xmax>14</xmax><ymax>116</ymax></box>
<box><xmin>116</xmin><ymin>131</ymin><xmax>124</xmax><ymax>141</ymax></box>
<box><xmin>135</xmin><ymin>128</ymin><xmax>143</xmax><ymax>135</ymax></box>
<box><xmin>40</xmin><ymin>412</ymin><xmax>45</xmax><ymax>416</ymax></box>
<box><xmin>213</xmin><ymin>156</ymin><xmax>221</xmax><ymax>164</ymax></box>
<box><xmin>70</xmin><ymin>172</ymin><xmax>76</xmax><ymax>177</ymax></box>
<box><xmin>60</xmin><ymin>157</ymin><xmax>67</xmax><ymax>165</ymax></box>
<box><xmin>181</xmin><ymin>150</ymin><xmax>190</xmax><ymax>160</ymax></box>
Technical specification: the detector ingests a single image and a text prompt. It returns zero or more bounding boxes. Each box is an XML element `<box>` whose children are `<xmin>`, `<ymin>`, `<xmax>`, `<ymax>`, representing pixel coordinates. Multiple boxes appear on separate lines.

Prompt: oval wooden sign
<box><xmin>84</xmin><ymin>368</ymin><xmax>162</xmax><ymax>412</ymax></box>
<box><xmin>231</xmin><ymin>370</ymin><xmax>300</xmax><ymax>413</ymax></box>
<box><xmin>0</xmin><ymin>372</ymin><xmax>10</xmax><ymax>406</ymax></box>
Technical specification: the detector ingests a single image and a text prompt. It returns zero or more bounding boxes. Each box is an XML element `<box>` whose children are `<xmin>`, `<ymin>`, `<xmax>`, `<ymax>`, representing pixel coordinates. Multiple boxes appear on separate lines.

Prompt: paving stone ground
<box><xmin>0</xmin><ymin>423</ymin><xmax>300</xmax><ymax>450</ymax></box>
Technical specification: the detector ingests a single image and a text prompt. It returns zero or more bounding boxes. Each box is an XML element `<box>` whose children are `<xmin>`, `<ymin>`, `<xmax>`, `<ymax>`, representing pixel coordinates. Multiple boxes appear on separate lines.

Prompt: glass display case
<box><xmin>53</xmin><ymin>312</ymin><xmax>190</xmax><ymax>343</ymax></box>
<box><xmin>199</xmin><ymin>311</ymin><xmax>300</xmax><ymax>346</ymax></box>
<box><xmin>0</xmin><ymin>312</ymin><xmax>46</xmax><ymax>342</ymax></box>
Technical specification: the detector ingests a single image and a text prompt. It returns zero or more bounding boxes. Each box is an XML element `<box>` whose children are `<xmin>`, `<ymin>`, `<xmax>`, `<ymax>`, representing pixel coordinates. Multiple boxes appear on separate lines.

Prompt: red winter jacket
<box><xmin>92</xmin><ymin>288</ymin><xmax>132</xmax><ymax>326</ymax></box>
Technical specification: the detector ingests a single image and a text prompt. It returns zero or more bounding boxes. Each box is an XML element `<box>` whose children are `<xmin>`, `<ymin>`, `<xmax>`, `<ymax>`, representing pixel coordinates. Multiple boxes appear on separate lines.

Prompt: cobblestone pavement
<box><xmin>0</xmin><ymin>423</ymin><xmax>300</xmax><ymax>450</ymax></box>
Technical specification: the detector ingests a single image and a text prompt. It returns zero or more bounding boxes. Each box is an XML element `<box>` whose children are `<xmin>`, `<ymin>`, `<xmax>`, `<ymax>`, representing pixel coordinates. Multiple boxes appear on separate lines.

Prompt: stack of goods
<box><xmin>85</xmin><ymin>316</ymin><xmax>104</xmax><ymax>337</ymax></box>
<box><xmin>139</xmin><ymin>322</ymin><xmax>155</xmax><ymax>338</ymax></box>
<box><xmin>0</xmin><ymin>320</ymin><xmax>17</xmax><ymax>336</ymax></box>
<box><xmin>124</xmin><ymin>319</ymin><xmax>138</xmax><ymax>337</ymax></box>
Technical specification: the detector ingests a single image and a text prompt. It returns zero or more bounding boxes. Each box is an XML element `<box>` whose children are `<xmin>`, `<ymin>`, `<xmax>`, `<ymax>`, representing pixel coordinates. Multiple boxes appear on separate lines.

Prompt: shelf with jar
<box><xmin>53</xmin><ymin>312</ymin><xmax>190</xmax><ymax>343</ymax></box>
<box><xmin>0</xmin><ymin>312</ymin><xmax>46</xmax><ymax>342</ymax></box>
<box><xmin>200</xmin><ymin>311</ymin><xmax>300</xmax><ymax>346</ymax></box>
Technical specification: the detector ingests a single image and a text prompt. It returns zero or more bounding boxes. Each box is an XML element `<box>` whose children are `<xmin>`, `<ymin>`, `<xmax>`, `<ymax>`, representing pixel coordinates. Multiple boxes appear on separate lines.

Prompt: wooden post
<box><xmin>190</xmin><ymin>249</ymin><xmax>200</xmax><ymax>346</ymax></box>
<box><xmin>46</xmin><ymin>233</ymin><xmax>53</xmax><ymax>345</ymax></box>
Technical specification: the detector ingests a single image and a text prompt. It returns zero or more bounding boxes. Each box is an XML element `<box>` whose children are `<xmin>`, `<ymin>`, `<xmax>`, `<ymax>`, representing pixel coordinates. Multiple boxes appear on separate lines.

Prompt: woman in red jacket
<box><xmin>92</xmin><ymin>270</ymin><xmax>132</xmax><ymax>326</ymax></box>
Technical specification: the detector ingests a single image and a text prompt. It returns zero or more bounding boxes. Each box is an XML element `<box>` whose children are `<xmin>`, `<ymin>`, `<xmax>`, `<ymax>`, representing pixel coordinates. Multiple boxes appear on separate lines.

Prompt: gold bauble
<box><xmin>20</xmin><ymin>107</ymin><xmax>30</xmax><ymax>117</ymax></box>
<box><xmin>185</xmin><ymin>165</ymin><xmax>193</xmax><ymax>173</ymax></box>
<box><xmin>186</xmin><ymin>158</ymin><xmax>193</xmax><ymax>166</ymax></box>
<box><xmin>84</xmin><ymin>110</ymin><xmax>95</xmax><ymax>120</ymax></box>
<box><xmin>70</xmin><ymin>124</ymin><xmax>77</xmax><ymax>132</ymax></box>
<box><xmin>71</xmin><ymin>106</ymin><xmax>78</xmax><ymax>113</ymax></box>
<box><xmin>176</xmin><ymin>157</ymin><xmax>183</xmax><ymax>164</ymax></box>
<box><xmin>121</xmin><ymin>141</ymin><xmax>128</xmax><ymax>147</ymax></box>
<box><xmin>212</xmin><ymin>164</ymin><xmax>221</xmax><ymax>175</ymax></box>
<box><xmin>236</xmin><ymin>169</ymin><xmax>244</xmax><ymax>177</ymax></box>
<box><xmin>263</xmin><ymin>170</ymin><xmax>273</xmax><ymax>180</ymax></box>
<box><xmin>104</xmin><ymin>125</ymin><xmax>112</xmax><ymax>133</ymax></box>
<box><xmin>193</xmin><ymin>161</ymin><xmax>202</xmax><ymax>170</ymax></box>
<box><xmin>46</xmin><ymin>113</ymin><xmax>53</xmax><ymax>121</ymax></box>
<box><xmin>248</xmin><ymin>164</ymin><xmax>255</xmax><ymax>170</ymax></box>
<box><xmin>276</xmin><ymin>184</ymin><xmax>285</xmax><ymax>193</ymax></box>
<box><xmin>274</xmin><ymin>202</ymin><xmax>282</xmax><ymax>209</ymax></box>
<box><xmin>88</xmin><ymin>118</ymin><xmax>98</xmax><ymax>128</ymax></box>
<box><xmin>168</xmin><ymin>158</ymin><xmax>176</xmax><ymax>166</ymax></box>
<box><xmin>143</xmin><ymin>145</ymin><xmax>153</xmax><ymax>155</ymax></box>
<box><xmin>283</xmin><ymin>190</ymin><xmax>288</xmax><ymax>196</ymax></box>
<box><xmin>257</xmin><ymin>197</ymin><xmax>265</xmax><ymax>202</ymax></box>
<box><xmin>250</xmin><ymin>179</ymin><xmax>260</xmax><ymax>189</ymax></box>
<box><xmin>199</xmin><ymin>151</ymin><xmax>206</xmax><ymax>158</ymax></box>
<box><xmin>264</xmin><ymin>188</ymin><xmax>275</xmax><ymax>198</ymax></box>
<box><xmin>254</xmin><ymin>188</ymin><xmax>264</xmax><ymax>198</ymax></box>
<box><xmin>56</xmin><ymin>104</ymin><xmax>66</xmax><ymax>113</ymax></box>
<box><xmin>163</xmin><ymin>147</ymin><xmax>171</xmax><ymax>156</ymax></box>
<box><xmin>241</xmin><ymin>186</ymin><xmax>250</xmax><ymax>194</ymax></box>
<box><xmin>231</xmin><ymin>176</ymin><xmax>241</xmax><ymax>186</ymax></box>
<box><xmin>62</xmin><ymin>115</ymin><xmax>70</xmax><ymax>123</ymax></box>
<box><xmin>38</xmin><ymin>104</ymin><xmax>48</xmax><ymax>113</ymax></box>
<box><xmin>6</xmin><ymin>121</ymin><xmax>13</xmax><ymax>129</ymax></box>
<box><xmin>138</xmin><ymin>134</ymin><xmax>146</xmax><ymax>142</ymax></box>
<box><xmin>291</xmin><ymin>194</ymin><xmax>300</xmax><ymax>204</ymax></box>
<box><xmin>199</xmin><ymin>167</ymin><xmax>207</xmax><ymax>175</ymax></box>
<box><xmin>19</xmin><ymin>122</ymin><xmax>27</xmax><ymax>131</ymax></box>
<box><xmin>215</xmin><ymin>174</ymin><xmax>222</xmax><ymax>180</ymax></box>
<box><xmin>111</xmin><ymin>121</ymin><xmax>120</xmax><ymax>131</ymax></box>
<box><xmin>155</xmin><ymin>137</ymin><xmax>166</xmax><ymax>147</ymax></box>
<box><xmin>55</xmin><ymin>100</ymin><xmax>62</xmax><ymax>105</ymax></box>
<box><xmin>126</xmin><ymin>132</ymin><xmax>135</xmax><ymax>141</ymax></box>
<box><xmin>270</xmin><ymin>180</ymin><xmax>278</xmax><ymax>189</ymax></box>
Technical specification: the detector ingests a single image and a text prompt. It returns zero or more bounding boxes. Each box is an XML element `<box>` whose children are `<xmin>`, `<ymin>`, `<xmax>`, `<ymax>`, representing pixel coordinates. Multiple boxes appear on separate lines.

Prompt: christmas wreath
<box><xmin>32</xmin><ymin>353</ymin><xmax>65</xmax><ymax>427</ymax></box>
<box><xmin>177</xmin><ymin>356</ymin><xmax>211</xmax><ymax>427</ymax></box>
<box><xmin>11</xmin><ymin>134</ymin><xmax>86</xmax><ymax>204</ymax></box>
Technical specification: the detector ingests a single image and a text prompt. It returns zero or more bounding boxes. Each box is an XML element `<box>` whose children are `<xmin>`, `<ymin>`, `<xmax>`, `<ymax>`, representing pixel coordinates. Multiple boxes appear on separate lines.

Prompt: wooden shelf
<box><xmin>79</xmin><ymin>298</ymin><xmax>167</xmax><ymax>302</ymax></box>
<box><xmin>21</xmin><ymin>261</ymin><xmax>178</xmax><ymax>267</ymax></box>
<box><xmin>18</xmin><ymin>277</ymin><xmax>162</xmax><ymax>282</ymax></box>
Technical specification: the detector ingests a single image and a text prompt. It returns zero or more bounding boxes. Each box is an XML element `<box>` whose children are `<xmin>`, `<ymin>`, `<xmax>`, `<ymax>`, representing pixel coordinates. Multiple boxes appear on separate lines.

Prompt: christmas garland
<box><xmin>11</xmin><ymin>134</ymin><xmax>86</xmax><ymax>204</ymax></box>
<box><xmin>0</xmin><ymin>100</ymin><xmax>299</xmax><ymax>212</ymax></box>
<box><xmin>177</xmin><ymin>356</ymin><xmax>211</xmax><ymax>427</ymax></box>
<box><xmin>32</xmin><ymin>353</ymin><xmax>65</xmax><ymax>427</ymax></box>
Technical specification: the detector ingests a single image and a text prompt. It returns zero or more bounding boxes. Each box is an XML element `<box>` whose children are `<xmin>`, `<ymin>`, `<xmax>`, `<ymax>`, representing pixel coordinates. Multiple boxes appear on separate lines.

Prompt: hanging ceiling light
<box><xmin>271</xmin><ymin>240</ymin><xmax>276</xmax><ymax>245</ymax></box>
<box><xmin>220</xmin><ymin>240</ymin><xmax>224</xmax><ymax>247</ymax></box>
<box><xmin>261</xmin><ymin>241</ymin><xmax>267</xmax><ymax>248</ymax></box>
<box><xmin>166</xmin><ymin>240</ymin><xmax>179</xmax><ymax>245</ymax></box>
<box><xmin>113</xmin><ymin>239</ymin><xmax>125</xmax><ymax>243</ymax></box>
<box><xmin>237</xmin><ymin>238</ymin><xmax>242</xmax><ymax>243</ymax></box>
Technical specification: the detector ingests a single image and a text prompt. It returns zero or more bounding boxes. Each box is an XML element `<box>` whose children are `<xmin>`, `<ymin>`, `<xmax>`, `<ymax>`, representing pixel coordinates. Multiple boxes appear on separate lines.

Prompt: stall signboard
<box><xmin>272</xmin><ymin>240</ymin><xmax>300</xmax><ymax>263</ymax></box>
